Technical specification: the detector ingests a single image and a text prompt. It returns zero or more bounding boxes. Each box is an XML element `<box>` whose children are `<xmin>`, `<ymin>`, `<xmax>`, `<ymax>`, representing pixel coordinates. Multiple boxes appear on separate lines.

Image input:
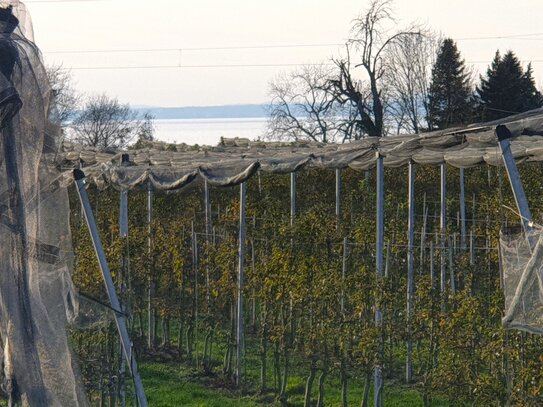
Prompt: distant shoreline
<box><xmin>135</xmin><ymin>104</ymin><xmax>269</xmax><ymax>121</ymax></box>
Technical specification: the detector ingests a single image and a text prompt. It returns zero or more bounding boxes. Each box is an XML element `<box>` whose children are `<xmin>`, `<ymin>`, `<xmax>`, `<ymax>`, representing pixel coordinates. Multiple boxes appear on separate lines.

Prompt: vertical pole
<box><xmin>384</xmin><ymin>240</ymin><xmax>391</xmax><ymax>278</ymax></box>
<box><xmin>341</xmin><ymin>237</ymin><xmax>348</xmax><ymax>314</ymax></box>
<box><xmin>430</xmin><ymin>240</ymin><xmax>435</xmax><ymax>288</ymax></box>
<box><xmin>251</xmin><ymin>240</ymin><xmax>256</xmax><ymax>329</ymax></box>
<box><xmin>440</xmin><ymin>163</ymin><xmax>447</xmax><ymax>312</ymax></box>
<box><xmin>191</xmin><ymin>221</ymin><xmax>199</xmax><ymax>366</ymax></box>
<box><xmin>290</xmin><ymin>172</ymin><xmax>296</xmax><ymax>226</ymax></box>
<box><xmin>205</xmin><ymin>179</ymin><xmax>212</xmax><ymax>239</ymax></box>
<box><xmin>336</xmin><ymin>168</ymin><xmax>341</xmax><ymax>230</ymax></box>
<box><xmin>460</xmin><ymin>168</ymin><xmax>467</xmax><ymax>250</ymax></box>
<box><xmin>147</xmin><ymin>181</ymin><xmax>154</xmax><ymax>349</ymax></box>
<box><xmin>119</xmin><ymin>154</ymin><xmax>129</xmax><ymax>406</ymax></box>
<box><xmin>496</xmin><ymin>125</ymin><xmax>534</xmax><ymax>246</ymax></box>
<box><xmin>74</xmin><ymin>170</ymin><xmax>148</xmax><ymax>407</ymax></box>
<box><xmin>375</xmin><ymin>154</ymin><xmax>384</xmax><ymax>407</ymax></box>
<box><xmin>470</xmin><ymin>230</ymin><xmax>475</xmax><ymax>266</ymax></box>
<box><xmin>236</xmin><ymin>182</ymin><xmax>247</xmax><ymax>386</ymax></box>
<box><xmin>204</xmin><ymin>180</ymin><xmax>211</xmax><ymax>304</ymax></box>
<box><xmin>420</xmin><ymin>194</ymin><xmax>428</xmax><ymax>274</ymax></box>
<box><xmin>472</xmin><ymin>193</ymin><xmax>476</xmax><ymax>232</ymax></box>
<box><xmin>448</xmin><ymin>237</ymin><xmax>456</xmax><ymax>296</ymax></box>
<box><xmin>406</xmin><ymin>161</ymin><xmax>415</xmax><ymax>383</ymax></box>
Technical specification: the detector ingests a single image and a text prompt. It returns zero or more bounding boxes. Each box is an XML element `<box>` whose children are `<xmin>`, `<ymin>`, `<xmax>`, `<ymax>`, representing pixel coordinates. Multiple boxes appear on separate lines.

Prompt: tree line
<box><xmin>267</xmin><ymin>0</ymin><xmax>543</xmax><ymax>143</ymax></box>
<box><xmin>46</xmin><ymin>65</ymin><xmax>156</xmax><ymax>149</ymax></box>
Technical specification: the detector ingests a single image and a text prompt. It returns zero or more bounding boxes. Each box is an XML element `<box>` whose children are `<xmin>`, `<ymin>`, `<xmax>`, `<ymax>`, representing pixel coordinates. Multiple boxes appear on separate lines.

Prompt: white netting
<box><xmin>501</xmin><ymin>227</ymin><xmax>543</xmax><ymax>334</ymax></box>
<box><xmin>0</xmin><ymin>2</ymin><xmax>88</xmax><ymax>405</ymax></box>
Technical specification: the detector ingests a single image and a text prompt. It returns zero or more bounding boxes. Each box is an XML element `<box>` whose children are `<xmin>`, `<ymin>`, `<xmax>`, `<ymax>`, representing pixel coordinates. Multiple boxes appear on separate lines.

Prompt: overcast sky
<box><xmin>27</xmin><ymin>0</ymin><xmax>543</xmax><ymax>108</ymax></box>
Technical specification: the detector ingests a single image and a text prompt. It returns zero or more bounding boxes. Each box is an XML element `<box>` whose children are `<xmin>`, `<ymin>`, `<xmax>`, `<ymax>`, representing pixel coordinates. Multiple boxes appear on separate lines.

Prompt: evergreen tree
<box><xmin>477</xmin><ymin>50</ymin><xmax>543</xmax><ymax>121</ymax></box>
<box><xmin>428</xmin><ymin>38</ymin><xmax>473</xmax><ymax>130</ymax></box>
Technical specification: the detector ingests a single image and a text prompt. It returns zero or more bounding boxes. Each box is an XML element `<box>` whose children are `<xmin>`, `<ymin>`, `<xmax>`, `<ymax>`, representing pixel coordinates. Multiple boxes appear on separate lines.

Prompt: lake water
<box><xmin>153</xmin><ymin>117</ymin><xmax>268</xmax><ymax>146</ymax></box>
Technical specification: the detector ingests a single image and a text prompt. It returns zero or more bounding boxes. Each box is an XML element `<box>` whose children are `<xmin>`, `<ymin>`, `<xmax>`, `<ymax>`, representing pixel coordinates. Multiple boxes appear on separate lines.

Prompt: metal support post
<box><xmin>290</xmin><ymin>172</ymin><xmax>296</xmax><ymax>226</ymax></box>
<box><xmin>147</xmin><ymin>181</ymin><xmax>154</xmax><ymax>348</ymax></box>
<box><xmin>375</xmin><ymin>154</ymin><xmax>384</xmax><ymax>407</ymax></box>
<box><xmin>341</xmin><ymin>237</ymin><xmax>348</xmax><ymax>314</ymax></box>
<box><xmin>74</xmin><ymin>170</ymin><xmax>148</xmax><ymax>407</ymax></box>
<box><xmin>236</xmin><ymin>182</ymin><xmax>247</xmax><ymax>386</ymax></box>
<box><xmin>496</xmin><ymin>125</ymin><xmax>534</xmax><ymax>246</ymax></box>
<box><xmin>406</xmin><ymin>161</ymin><xmax>415</xmax><ymax>383</ymax></box>
<box><xmin>336</xmin><ymin>168</ymin><xmax>341</xmax><ymax>229</ymax></box>
<box><xmin>440</xmin><ymin>163</ymin><xmax>447</xmax><ymax>312</ymax></box>
<box><xmin>460</xmin><ymin>168</ymin><xmax>467</xmax><ymax>249</ymax></box>
<box><xmin>118</xmin><ymin>154</ymin><xmax>129</xmax><ymax>406</ymax></box>
<box><xmin>204</xmin><ymin>179</ymin><xmax>211</xmax><ymax>303</ymax></box>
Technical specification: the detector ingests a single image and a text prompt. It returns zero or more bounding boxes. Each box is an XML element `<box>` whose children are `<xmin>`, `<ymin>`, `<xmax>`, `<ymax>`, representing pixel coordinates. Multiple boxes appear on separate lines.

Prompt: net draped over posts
<box><xmin>56</xmin><ymin>109</ymin><xmax>543</xmax><ymax>402</ymax></box>
<box><xmin>57</xmin><ymin>107</ymin><xmax>543</xmax><ymax>192</ymax></box>
<box><xmin>0</xmin><ymin>1</ymin><xmax>87</xmax><ymax>405</ymax></box>
<box><xmin>2</xmin><ymin>0</ymin><xmax>543</xmax><ymax>402</ymax></box>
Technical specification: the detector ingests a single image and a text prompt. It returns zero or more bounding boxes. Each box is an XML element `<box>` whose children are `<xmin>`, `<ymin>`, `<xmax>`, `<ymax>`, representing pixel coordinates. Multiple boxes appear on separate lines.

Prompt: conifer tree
<box><xmin>477</xmin><ymin>50</ymin><xmax>543</xmax><ymax>121</ymax></box>
<box><xmin>427</xmin><ymin>38</ymin><xmax>473</xmax><ymax>130</ymax></box>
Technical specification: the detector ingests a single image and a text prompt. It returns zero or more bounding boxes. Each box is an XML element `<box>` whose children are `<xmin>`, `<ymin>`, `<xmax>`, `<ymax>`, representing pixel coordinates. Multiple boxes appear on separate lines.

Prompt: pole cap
<box><xmin>73</xmin><ymin>169</ymin><xmax>86</xmax><ymax>181</ymax></box>
<box><xmin>496</xmin><ymin>125</ymin><xmax>512</xmax><ymax>142</ymax></box>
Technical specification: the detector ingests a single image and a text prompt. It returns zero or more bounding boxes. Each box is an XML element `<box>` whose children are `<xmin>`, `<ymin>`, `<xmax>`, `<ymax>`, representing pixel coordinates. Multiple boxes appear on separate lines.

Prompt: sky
<box><xmin>26</xmin><ymin>0</ymin><xmax>543</xmax><ymax>108</ymax></box>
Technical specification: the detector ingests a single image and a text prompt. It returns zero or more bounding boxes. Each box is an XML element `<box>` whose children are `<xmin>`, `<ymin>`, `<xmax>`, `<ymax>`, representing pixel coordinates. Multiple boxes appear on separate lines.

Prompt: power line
<box><xmin>456</xmin><ymin>32</ymin><xmax>543</xmax><ymax>41</ymax></box>
<box><xmin>63</xmin><ymin>63</ymin><xmax>337</xmax><ymax>71</ymax></box>
<box><xmin>27</xmin><ymin>0</ymin><xmax>105</xmax><ymax>3</ymax></box>
<box><xmin>44</xmin><ymin>43</ymin><xmax>344</xmax><ymax>55</ymax></box>
<box><xmin>43</xmin><ymin>33</ymin><xmax>543</xmax><ymax>56</ymax></box>
<box><xmin>57</xmin><ymin>60</ymin><xmax>543</xmax><ymax>71</ymax></box>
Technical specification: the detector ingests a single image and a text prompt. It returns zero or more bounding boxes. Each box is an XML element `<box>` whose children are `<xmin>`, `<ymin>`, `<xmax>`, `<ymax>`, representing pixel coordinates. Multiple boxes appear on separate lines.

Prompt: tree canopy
<box><xmin>477</xmin><ymin>50</ymin><xmax>543</xmax><ymax>121</ymax></box>
<box><xmin>427</xmin><ymin>38</ymin><xmax>473</xmax><ymax>130</ymax></box>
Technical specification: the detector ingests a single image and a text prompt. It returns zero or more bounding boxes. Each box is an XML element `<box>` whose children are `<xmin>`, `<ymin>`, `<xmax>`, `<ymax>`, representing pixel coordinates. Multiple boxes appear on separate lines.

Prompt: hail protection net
<box><xmin>0</xmin><ymin>1</ymin><xmax>88</xmax><ymax>405</ymax></box>
<box><xmin>501</xmin><ymin>227</ymin><xmax>543</xmax><ymax>334</ymax></box>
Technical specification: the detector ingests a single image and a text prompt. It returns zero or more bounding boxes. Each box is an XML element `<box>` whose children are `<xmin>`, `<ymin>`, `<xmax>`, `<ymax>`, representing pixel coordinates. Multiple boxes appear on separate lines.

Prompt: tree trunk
<box><xmin>340</xmin><ymin>357</ymin><xmax>348</xmax><ymax>407</ymax></box>
<box><xmin>260</xmin><ymin>328</ymin><xmax>268</xmax><ymax>392</ymax></box>
<box><xmin>316</xmin><ymin>367</ymin><xmax>327</xmax><ymax>407</ymax></box>
<box><xmin>304</xmin><ymin>359</ymin><xmax>317</xmax><ymax>407</ymax></box>
<box><xmin>279</xmin><ymin>345</ymin><xmax>289</xmax><ymax>406</ymax></box>
<box><xmin>361</xmin><ymin>370</ymin><xmax>371</xmax><ymax>407</ymax></box>
<box><xmin>203</xmin><ymin>325</ymin><xmax>214</xmax><ymax>373</ymax></box>
<box><xmin>274</xmin><ymin>341</ymin><xmax>281</xmax><ymax>393</ymax></box>
<box><xmin>177</xmin><ymin>319</ymin><xmax>184</xmax><ymax>356</ymax></box>
<box><xmin>186</xmin><ymin>320</ymin><xmax>194</xmax><ymax>362</ymax></box>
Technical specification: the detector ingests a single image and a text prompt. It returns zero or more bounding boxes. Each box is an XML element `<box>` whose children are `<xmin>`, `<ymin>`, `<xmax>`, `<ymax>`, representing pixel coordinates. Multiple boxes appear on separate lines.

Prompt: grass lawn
<box><xmin>136</xmin><ymin>359</ymin><xmax>452</xmax><ymax>406</ymax></box>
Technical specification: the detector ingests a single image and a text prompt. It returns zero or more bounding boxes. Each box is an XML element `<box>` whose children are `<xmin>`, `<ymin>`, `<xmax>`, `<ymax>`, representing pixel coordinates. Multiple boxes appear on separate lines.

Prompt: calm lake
<box><xmin>153</xmin><ymin>117</ymin><xmax>268</xmax><ymax>146</ymax></box>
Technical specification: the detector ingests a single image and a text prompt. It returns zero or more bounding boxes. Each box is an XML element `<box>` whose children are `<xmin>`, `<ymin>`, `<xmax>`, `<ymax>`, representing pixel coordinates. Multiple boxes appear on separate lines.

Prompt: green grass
<box><xmin>134</xmin><ymin>359</ymin><xmax>452</xmax><ymax>407</ymax></box>
<box><xmin>118</xmin><ymin>321</ymin><xmax>453</xmax><ymax>406</ymax></box>
<box><xmin>140</xmin><ymin>362</ymin><xmax>257</xmax><ymax>407</ymax></box>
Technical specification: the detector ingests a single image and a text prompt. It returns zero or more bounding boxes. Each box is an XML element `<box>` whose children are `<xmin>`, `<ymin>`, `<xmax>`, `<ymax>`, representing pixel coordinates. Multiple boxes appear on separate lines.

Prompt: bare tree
<box><xmin>46</xmin><ymin>64</ymin><xmax>80</xmax><ymax>126</ymax></box>
<box><xmin>267</xmin><ymin>64</ymin><xmax>343</xmax><ymax>143</ymax></box>
<box><xmin>71</xmin><ymin>94</ymin><xmax>139</xmax><ymax>149</ymax></box>
<box><xmin>384</xmin><ymin>31</ymin><xmax>439</xmax><ymax>134</ymax></box>
<box><xmin>328</xmin><ymin>0</ymin><xmax>421</xmax><ymax>138</ymax></box>
<box><xmin>132</xmin><ymin>111</ymin><xmax>156</xmax><ymax>149</ymax></box>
